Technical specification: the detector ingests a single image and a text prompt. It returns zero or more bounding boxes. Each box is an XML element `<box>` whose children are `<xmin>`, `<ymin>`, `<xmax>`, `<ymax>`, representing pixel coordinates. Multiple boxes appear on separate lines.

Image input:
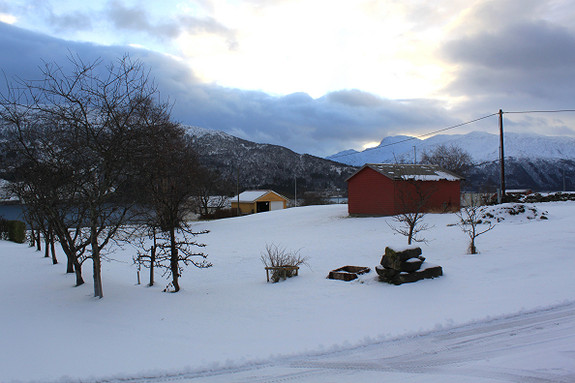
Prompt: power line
<box><xmin>504</xmin><ymin>109</ymin><xmax>575</xmax><ymax>114</ymax></box>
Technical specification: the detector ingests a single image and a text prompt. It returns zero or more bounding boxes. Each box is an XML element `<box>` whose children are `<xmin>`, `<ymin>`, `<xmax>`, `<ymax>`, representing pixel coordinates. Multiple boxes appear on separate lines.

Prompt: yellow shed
<box><xmin>231</xmin><ymin>190</ymin><xmax>288</xmax><ymax>215</ymax></box>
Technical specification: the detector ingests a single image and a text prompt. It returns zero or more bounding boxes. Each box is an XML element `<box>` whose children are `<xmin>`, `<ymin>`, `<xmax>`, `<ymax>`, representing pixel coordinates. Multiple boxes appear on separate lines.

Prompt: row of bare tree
<box><xmin>0</xmin><ymin>55</ymin><xmax>219</xmax><ymax>297</ymax></box>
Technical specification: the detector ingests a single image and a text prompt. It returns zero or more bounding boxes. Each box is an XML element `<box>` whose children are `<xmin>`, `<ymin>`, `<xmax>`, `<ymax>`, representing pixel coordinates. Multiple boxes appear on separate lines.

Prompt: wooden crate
<box><xmin>328</xmin><ymin>266</ymin><xmax>371</xmax><ymax>281</ymax></box>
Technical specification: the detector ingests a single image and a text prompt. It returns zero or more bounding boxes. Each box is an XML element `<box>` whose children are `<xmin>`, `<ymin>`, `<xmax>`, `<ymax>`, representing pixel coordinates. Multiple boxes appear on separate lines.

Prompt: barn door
<box><xmin>256</xmin><ymin>201</ymin><xmax>270</xmax><ymax>212</ymax></box>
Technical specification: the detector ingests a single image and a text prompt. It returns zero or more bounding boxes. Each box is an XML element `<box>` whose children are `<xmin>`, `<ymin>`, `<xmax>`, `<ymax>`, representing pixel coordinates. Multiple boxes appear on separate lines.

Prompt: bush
<box><xmin>200</xmin><ymin>208</ymin><xmax>238</xmax><ymax>220</ymax></box>
<box><xmin>0</xmin><ymin>219</ymin><xmax>26</xmax><ymax>243</ymax></box>
<box><xmin>0</xmin><ymin>219</ymin><xmax>6</xmax><ymax>240</ymax></box>
<box><xmin>260</xmin><ymin>243</ymin><xmax>309</xmax><ymax>282</ymax></box>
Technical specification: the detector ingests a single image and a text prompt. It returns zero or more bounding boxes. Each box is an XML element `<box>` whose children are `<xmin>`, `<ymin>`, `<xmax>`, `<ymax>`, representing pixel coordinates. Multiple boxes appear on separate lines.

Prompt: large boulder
<box><xmin>379</xmin><ymin>247</ymin><xmax>422</xmax><ymax>266</ymax></box>
<box><xmin>380</xmin><ymin>247</ymin><xmax>425</xmax><ymax>272</ymax></box>
<box><xmin>375</xmin><ymin>265</ymin><xmax>398</xmax><ymax>280</ymax></box>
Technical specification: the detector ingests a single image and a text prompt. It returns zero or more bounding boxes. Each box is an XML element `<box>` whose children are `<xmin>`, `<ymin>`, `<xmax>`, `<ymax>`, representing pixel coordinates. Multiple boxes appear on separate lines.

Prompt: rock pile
<box><xmin>376</xmin><ymin>246</ymin><xmax>442</xmax><ymax>285</ymax></box>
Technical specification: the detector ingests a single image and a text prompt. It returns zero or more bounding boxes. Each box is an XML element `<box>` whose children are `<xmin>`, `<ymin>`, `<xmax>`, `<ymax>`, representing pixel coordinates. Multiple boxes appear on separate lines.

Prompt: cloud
<box><xmin>3</xmin><ymin>0</ymin><xmax>575</xmax><ymax>160</ymax></box>
<box><xmin>441</xmin><ymin>0</ymin><xmax>575</xmax><ymax>101</ymax></box>
<box><xmin>0</xmin><ymin>21</ymin><xmax>462</xmax><ymax>157</ymax></box>
<box><xmin>103</xmin><ymin>0</ymin><xmax>233</xmax><ymax>40</ymax></box>
<box><xmin>437</xmin><ymin>0</ymin><xmax>575</xmax><ymax>136</ymax></box>
<box><xmin>444</xmin><ymin>21</ymin><xmax>575</xmax><ymax>97</ymax></box>
<box><xmin>0</xmin><ymin>0</ymin><xmax>92</xmax><ymax>33</ymax></box>
<box><xmin>1</xmin><ymin>0</ymin><xmax>236</xmax><ymax>51</ymax></box>
<box><xmin>103</xmin><ymin>0</ymin><xmax>237</xmax><ymax>48</ymax></box>
<box><xmin>173</xmin><ymin>86</ymin><xmax>457</xmax><ymax>156</ymax></box>
<box><xmin>49</xmin><ymin>10</ymin><xmax>93</xmax><ymax>32</ymax></box>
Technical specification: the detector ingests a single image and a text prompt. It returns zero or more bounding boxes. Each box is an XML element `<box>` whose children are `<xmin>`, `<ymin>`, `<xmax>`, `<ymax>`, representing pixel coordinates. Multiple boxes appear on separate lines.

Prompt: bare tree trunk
<box><xmin>29</xmin><ymin>226</ymin><xmax>36</xmax><ymax>248</ymax></box>
<box><xmin>62</xmin><ymin>241</ymin><xmax>84</xmax><ymax>285</ymax></box>
<box><xmin>74</xmin><ymin>258</ymin><xmax>84</xmax><ymax>286</ymax></box>
<box><xmin>470</xmin><ymin>243</ymin><xmax>477</xmax><ymax>254</ymax></box>
<box><xmin>66</xmin><ymin>250</ymin><xmax>75</xmax><ymax>273</ymax></box>
<box><xmin>54</xmin><ymin>226</ymin><xmax>80</xmax><ymax>275</ymax></box>
<box><xmin>149</xmin><ymin>229</ymin><xmax>156</xmax><ymax>287</ymax></box>
<box><xmin>50</xmin><ymin>229</ymin><xmax>57</xmax><ymax>264</ymax></box>
<box><xmin>36</xmin><ymin>230</ymin><xmax>41</xmax><ymax>252</ymax></box>
<box><xmin>91</xmin><ymin>222</ymin><xmax>103</xmax><ymax>299</ymax></box>
<box><xmin>170</xmin><ymin>228</ymin><xmax>180</xmax><ymax>292</ymax></box>
<box><xmin>44</xmin><ymin>233</ymin><xmax>50</xmax><ymax>258</ymax></box>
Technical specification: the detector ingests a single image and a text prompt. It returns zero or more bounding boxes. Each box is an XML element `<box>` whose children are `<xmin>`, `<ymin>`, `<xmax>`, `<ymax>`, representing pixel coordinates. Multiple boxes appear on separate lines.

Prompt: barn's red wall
<box><xmin>347</xmin><ymin>168</ymin><xmax>461</xmax><ymax>216</ymax></box>
<box><xmin>393</xmin><ymin>179</ymin><xmax>461</xmax><ymax>214</ymax></box>
<box><xmin>347</xmin><ymin>168</ymin><xmax>396</xmax><ymax>216</ymax></box>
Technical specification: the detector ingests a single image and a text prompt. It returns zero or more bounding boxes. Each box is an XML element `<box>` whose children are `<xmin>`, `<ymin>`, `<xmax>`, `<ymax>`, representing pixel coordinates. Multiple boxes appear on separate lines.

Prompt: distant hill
<box><xmin>183</xmin><ymin>126</ymin><xmax>357</xmax><ymax>197</ymax></box>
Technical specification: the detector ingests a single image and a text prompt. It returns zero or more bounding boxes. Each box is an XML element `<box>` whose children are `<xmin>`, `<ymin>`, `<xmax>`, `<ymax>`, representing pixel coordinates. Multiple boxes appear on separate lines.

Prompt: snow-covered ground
<box><xmin>1</xmin><ymin>202</ymin><xmax>574</xmax><ymax>382</ymax></box>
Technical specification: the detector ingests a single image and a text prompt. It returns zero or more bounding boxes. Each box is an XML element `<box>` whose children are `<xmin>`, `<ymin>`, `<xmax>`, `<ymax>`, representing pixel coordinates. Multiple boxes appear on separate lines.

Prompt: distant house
<box><xmin>231</xmin><ymin>190</ymin><xmax>288</xmax><ymax>215</ymax></box>
<box><xmin>346</xmin><ymin>163</ymin><xmax>463</xmax><ymax>216</ymax></box>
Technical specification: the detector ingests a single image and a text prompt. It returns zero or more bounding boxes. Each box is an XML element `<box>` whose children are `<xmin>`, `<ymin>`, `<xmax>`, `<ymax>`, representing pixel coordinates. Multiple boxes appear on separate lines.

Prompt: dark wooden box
<box><xmin>328</xmin><ymin>266</ymin><xmax>371</xmax><ymax>281</ymax></box>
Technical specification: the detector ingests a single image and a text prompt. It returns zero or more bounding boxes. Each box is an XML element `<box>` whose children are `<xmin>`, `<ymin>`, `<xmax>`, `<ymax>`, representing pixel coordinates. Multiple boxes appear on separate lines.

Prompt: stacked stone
<box><xmin>376</xmin><ymin>246</ymin><xmax>442</xmax><ymax>285</ymax></box>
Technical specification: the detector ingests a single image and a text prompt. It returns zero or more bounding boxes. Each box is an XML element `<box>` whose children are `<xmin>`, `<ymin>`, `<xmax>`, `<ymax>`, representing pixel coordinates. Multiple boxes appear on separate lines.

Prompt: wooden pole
<box><xmin>499</xmin><ymin>109</ymin><xmax>506</xmax><ymax>202</ymax></box>
<box><xmin>236</xmin><ymin>165</ymin><xmax>240</xmax><ymax>216</ymax></box>
<box><xmin>294</xmin><ymin>175</ymin><xmax>297</xmax><ymax>207</ymax></box>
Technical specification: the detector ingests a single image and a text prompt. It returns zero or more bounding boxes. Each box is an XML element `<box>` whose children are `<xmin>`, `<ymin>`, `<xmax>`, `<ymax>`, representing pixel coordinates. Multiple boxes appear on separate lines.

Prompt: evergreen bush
<box><xmin>0</xmin><ymin>219</ymin><xmax>26</xmax><ymax>243</ymax></box>
<box><xmin>0</xmin><ymin>218</ymin><xmax>6</xmax><ymax>240</ymax></box>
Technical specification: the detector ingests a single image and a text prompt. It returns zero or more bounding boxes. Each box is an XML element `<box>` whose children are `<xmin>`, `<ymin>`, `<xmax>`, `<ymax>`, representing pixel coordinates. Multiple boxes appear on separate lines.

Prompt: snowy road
<box><xmin>108</xmin><ymin>302</ymin><xmax>575</xmax><ymax>383</ymax></box>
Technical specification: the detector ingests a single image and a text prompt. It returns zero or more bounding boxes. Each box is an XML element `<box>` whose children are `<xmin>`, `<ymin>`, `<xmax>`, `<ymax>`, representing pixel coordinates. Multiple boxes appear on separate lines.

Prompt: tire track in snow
<box><xmin>85</xmin><ymin>302</ymin><xmax>575</xmax><ymax>383</ymax></box>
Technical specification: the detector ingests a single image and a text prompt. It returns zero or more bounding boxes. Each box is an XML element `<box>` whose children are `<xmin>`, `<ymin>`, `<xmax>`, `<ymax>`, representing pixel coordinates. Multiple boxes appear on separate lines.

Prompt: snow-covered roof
<box><xmin>348</xmin><ymin>163</ymin><xmax>463</xmax><ymax>182</ymax></box>
<box><xmin>231</xmin><ymin>190</ymin><xmax>287</xmax><ymax>203</ymax></box>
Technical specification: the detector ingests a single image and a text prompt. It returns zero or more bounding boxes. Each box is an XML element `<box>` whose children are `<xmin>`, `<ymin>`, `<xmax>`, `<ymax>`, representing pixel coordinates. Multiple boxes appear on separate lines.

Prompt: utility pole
<box><xmin>236</xmin><ymin>165</ymin><xmax>240</xmax><ymax>216</ymax></box>
<box><xmin>413</xmin><ymin>146</ymin><xmax>417</xmax><ymax>164</ymax></box>
<box><xmin>294</xmin><ymin>175</ymin><xmax>297</xmax><ymax>207</ymax></box>
<box><xmin>499</xmin><ymin>109</ymin><xmax>506</xmax><ymax>202</ymax></box>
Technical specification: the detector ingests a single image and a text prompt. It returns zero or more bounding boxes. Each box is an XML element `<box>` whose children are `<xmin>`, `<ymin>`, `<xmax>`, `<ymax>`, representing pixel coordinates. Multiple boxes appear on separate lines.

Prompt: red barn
<box><xmin>346</xmin><ymin>163</ymin><xmax>463</xmax><ymax>216</ymax></box>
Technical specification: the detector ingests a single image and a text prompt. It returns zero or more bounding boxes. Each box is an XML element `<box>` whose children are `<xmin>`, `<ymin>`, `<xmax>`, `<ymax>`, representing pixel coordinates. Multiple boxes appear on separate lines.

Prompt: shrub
<box><xmin>200</xmin><ymin>208</ymin><xmax>238</xmax><ymax>220</ymax></box>
<box><xmin>0</xmin><ymin>219</ymin><xmax>26</xmax><ymax>243</ymax></box>
<box><xmin>8</xmin><ymin>220</ymin><xmax>26</xmax><ymax>243</ymax></box>
<box><xmin>260</xmin><ymin>243</ymin><xmax>309</xmax><ymax>282</ymax></box>
<box><xmin>0</xmin><ymin>218</ymin><xmax>6</xmax><ymax>240</ymax></box>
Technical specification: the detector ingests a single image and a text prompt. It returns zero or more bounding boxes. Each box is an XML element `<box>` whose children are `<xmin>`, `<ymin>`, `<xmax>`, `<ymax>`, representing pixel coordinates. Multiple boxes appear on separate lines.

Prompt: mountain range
<box><xmin>3</xmin><ymin>125</ymin><xmax>570</xmax><ymax>199</ymax></box>
<box><xmin>327</xmin><ymin>131</ymin><xmax>575</xmax><ymax>166</ymax></box>
<box><xmin>186</xmin><ymin>127</ymin><xmax>575</xmax><ymax>194</ymax></box>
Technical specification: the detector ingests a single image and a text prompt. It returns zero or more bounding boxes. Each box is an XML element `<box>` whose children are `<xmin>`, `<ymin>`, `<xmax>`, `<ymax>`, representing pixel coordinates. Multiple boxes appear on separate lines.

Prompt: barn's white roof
<box><xmin>231</xmin><ymin>190</ymin><xmax>286</xmax><ymax>203</ymax></box>
<box><xmin>348</xmin><ymin>163</ymin><xmax>463</xmax><ymax>182</ymax></box>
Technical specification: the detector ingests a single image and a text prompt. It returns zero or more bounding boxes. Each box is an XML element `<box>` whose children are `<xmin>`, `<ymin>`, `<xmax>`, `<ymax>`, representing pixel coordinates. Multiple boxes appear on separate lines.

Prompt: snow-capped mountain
<box><xmin>185</xmin><ymin>126</ymin><xmax>574</xmax><ymax>192</ymax></box>
<box><xmin>327</xmin><ymin>131</ymin><xmax>575</xmax><ymax>166</ymax></box>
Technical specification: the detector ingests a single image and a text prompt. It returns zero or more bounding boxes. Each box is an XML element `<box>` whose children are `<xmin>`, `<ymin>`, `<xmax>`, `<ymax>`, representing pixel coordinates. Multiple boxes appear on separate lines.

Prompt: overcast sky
<box><xmin>1</xmin><ymin>0</ymin><xmax>575</xmax><ymax>157</ymax></box>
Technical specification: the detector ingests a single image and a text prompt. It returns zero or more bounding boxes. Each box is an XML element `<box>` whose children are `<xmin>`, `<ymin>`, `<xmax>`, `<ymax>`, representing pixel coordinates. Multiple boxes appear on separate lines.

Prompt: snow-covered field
<box><xmin>1</xmin><ymin>202</ymin><xmax>574</xmax><ymax>382</ymax></box>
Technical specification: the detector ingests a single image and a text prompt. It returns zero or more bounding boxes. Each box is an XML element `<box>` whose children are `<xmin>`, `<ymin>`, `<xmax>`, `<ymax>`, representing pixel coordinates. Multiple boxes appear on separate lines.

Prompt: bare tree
<box><xmin>421</xmin><ymin>144</ymin><xmax>473</xmax><ymax>177</ymax></box>
<box><xmin>457</xmin><ymin>194</ymin><xmax>495</xmax><ymax>254</ymax></box>
<box><xmin>190</xmin><ymin>167</ymin><xmax>233</xmax><ymax>218</ymax></box>
<box><xmin>7</xmin><ymin>158</ymin><xmax>89</xmax><ymax>285</ymax></box>
<box><xmin>133</xmin><ymin>226</ymin><xmax>160</xmax><ymax>287</ymax></box>
<box><xmin>388</xmin><ymin>177</ymin><xmax>435</xmax><ymax>245</ymax></box>
<box><xmin>0</xmin><ymin>54</ymin><xmax>174</xmax><ymax>298</ymax></box>
<box><xmin>132</xmin><ymin>121</ymin><xmax>212</xmax><ymax>292</ymax></box>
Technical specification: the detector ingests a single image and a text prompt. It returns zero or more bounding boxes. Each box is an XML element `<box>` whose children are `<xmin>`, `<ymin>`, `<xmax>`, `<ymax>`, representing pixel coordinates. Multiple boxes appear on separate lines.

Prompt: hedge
<box><xmin>0</xmin><ymin>219</ymin><xmax>27</xmax><ymax>244</ymax></box>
